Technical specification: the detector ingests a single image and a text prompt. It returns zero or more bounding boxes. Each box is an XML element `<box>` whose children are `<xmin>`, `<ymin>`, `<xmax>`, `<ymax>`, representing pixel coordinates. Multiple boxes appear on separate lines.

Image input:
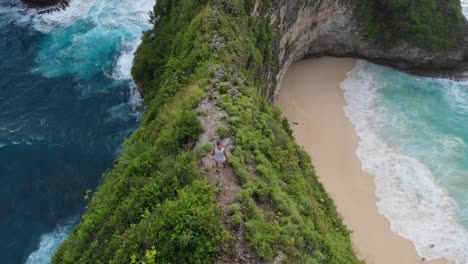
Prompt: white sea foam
<box><xmin>0</xmin><ymin>1</ymin><xmax>34</xmax><ymax>25</ymax></box>
<box><xmin>26</xmin><ymin>217</ymin><xmax>78</xmax><ymax>264</ymax></box>
<box><xmin>462</xmin><ymin>0</ymin><xmax>468</xmax><ymax>15</ymax></box>
<box><xmin>112</xmin><ymin>40</ymin><xmax>140</xmax><ymax>81</ymax></box>
<box><xmin>9</xmin><ymin>127</ymin><xmax>21</xmax><ymax>133</ymax></box>
<box><xmin>110</xmin><ymin>0</ymin><xmax>155</xmax><ymax>81</ymax></box>
<box><xmin>30</xmin><ymin>0</ymin><xmax>154</xmax><ymax>80</ymax></box>
<box><xmin>31</xmin><ymin>0</ymin><xmax>95</xmax><ymax>32</ymax></box>
<box><xmin>27</xmin><ymin>0</ymin><xmax>151</xmax><ymax>110</ymax></box>
<box><xmin>2</xmin><ymin>0</ymin><xmax>150</xmax><ymax>109</ymax></box>
<box><xmin>341</xmin><ymin>61</ymin><xmax>468</xmax><ymax>263</ymax></box>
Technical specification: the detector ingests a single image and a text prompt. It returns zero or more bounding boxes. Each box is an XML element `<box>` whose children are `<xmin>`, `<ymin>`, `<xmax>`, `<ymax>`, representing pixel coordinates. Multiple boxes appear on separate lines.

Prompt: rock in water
<box><xmin>22</xmin><ymin>0</ymin><xmax>70</xmax><ymax>13</ymax></box>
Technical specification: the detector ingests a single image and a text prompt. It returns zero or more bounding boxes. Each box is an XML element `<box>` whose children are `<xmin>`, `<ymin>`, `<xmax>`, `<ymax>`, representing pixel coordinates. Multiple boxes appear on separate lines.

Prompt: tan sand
<box><xmin>276</xmin><ymin>57</ymin><xmax>448</xmax><ymax>264</ymax></box>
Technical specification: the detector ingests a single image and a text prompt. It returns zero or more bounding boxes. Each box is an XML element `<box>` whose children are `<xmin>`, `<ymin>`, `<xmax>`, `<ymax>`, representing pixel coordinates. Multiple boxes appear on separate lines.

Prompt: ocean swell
<box><xmin>31</xmin><ymin>0</ymin><xmax>154</xmax><ymax>80</ymax></box>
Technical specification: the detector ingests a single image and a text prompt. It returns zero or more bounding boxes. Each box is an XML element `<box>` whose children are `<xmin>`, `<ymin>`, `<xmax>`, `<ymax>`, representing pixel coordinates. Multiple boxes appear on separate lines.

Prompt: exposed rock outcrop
<box><xmin>22</xmin><ymin>0</ymin><xmax>69</xmax><ymax>13</ymax></box>
<box><xmin>267</xmin><ymin>0</ymin><xmax>468</xmax><ymax>99</ymax></box>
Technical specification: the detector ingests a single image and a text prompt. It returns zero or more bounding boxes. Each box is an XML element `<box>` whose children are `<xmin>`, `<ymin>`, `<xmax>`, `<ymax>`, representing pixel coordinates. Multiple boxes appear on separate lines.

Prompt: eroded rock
<box><xmin>271</xmin><ymin>0</ymin><xmax>468</xmax><ymax>99</ymax></box>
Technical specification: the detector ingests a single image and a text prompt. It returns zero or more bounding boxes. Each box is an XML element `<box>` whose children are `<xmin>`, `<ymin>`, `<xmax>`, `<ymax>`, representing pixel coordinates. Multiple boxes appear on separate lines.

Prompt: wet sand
<box><xmin>276</xmin><ymin>57</ymin><xmax>447</xmax><ymax>264</ymax></box>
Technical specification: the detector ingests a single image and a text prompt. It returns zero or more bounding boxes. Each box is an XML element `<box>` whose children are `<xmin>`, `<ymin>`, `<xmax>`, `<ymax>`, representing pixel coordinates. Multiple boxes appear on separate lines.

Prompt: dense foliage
<box><xmin>53</xmin><ymin>0</ymin><xmax>366</xmax><ymax>263</ymax></box>
<box><xmin>355</xmin><ymin>0</ymin><xmax>465</xmax><ymax>49</ymax></box>
<box><xmin>219</xmin><ymin>90</ymin><xmax>360</xmax><ymax>262</ymax></box>
<box><xmin>53</xmin><ymin>1</ymin><xmax>227</xmax><ymax>263</ymax></box>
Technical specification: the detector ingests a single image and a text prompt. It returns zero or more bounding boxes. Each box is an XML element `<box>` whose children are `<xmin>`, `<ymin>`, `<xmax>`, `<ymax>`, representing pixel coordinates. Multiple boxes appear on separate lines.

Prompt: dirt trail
<box><xmin>196</xmin><ymin>94</ymin><xmax>239</xmax><ymax>207</ymax></box>
<box><xmin>195</xmin><ymin>64</ymin><xmax>263</xmax><ymax>264</ymax></box>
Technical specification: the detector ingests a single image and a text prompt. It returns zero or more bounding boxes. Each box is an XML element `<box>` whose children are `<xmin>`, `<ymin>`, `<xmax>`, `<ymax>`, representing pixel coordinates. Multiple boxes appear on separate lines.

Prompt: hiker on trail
<box><xmin>211</xmin><ymin>140</ymin><xmax>228</xmax><ymax>173</ymax></box>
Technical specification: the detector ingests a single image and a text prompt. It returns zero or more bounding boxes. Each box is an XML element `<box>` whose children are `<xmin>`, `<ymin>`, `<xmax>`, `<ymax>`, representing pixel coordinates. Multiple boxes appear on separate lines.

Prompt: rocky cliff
<box><xmin>267</xmin><ymin>0</ymin><xmax>468</xmax><ymax>98</ymax></box>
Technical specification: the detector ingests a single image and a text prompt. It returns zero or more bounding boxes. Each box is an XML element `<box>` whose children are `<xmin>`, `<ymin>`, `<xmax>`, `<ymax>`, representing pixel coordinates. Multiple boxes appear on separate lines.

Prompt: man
<box><xmin>211</xmin><ymin>140</ymin><xmax>228</xmax><ymax>173</ymax></box>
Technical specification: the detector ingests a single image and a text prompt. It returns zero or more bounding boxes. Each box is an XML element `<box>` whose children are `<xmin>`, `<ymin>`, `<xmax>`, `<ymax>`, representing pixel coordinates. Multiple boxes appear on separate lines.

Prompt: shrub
<box><xmin>227</xmin><ymin>204</ymin><xmax>240</xmax><ymax>215</ymax></box>
<box><xmin>199</xmin><ymin>143</ymin><xmax>213</xmax><ymax>156</ymax></box>
<box><xmin>232</xmin><ymin>214</ymin><xmax>242</xmax><ymax>229</ymax></box>
<box><xmin>147</xmin><ymin>181</ymin><xmax>227</xmax><ymax>263</ymax></box>
<box><xmin>216</xmin><ymin>126</ymin><xmax>230</xmax><ymax>139</ymax></box>
<box><xmin>232</xmin><ymin>79</ymin><xmax>240</xmax><ymax>86</ymax></box>
<box><xmin>219</xmin><ymin>84</ymin><xmax>230</xmax><ymax>94</ymax></box>
<box><xmin>281</xmin><ymin>117</ymin><xmax>294</xmax><ymax>137</ymax></box>
<box><xmin>119</xmin><ymin>140</ymin><xmax>150</xmax><ymax>165</ymax></box>
<box><xmin>174</xmin><ymin>111</ymin><xmax>204</xmax><ymax>147</ymax></box>
<box><xmin>354</xmin><ymin>0</ymin><xmax>464</xmax><ymax>49</ymax></box>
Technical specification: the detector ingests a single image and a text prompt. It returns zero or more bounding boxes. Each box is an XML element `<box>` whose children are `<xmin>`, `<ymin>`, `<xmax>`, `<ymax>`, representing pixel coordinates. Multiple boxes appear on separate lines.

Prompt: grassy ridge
<box><xmin>53</xmin><ymin>2</ymin><xmax>226</xmax><ymax>263</ymax></box>
<box><xmin>355</xmin><ymin>0</ymin><xmax>465</xmax><ymax>49</ymax></box>
<box><xmin>53</xmin><ymin>0</ymin><xmax>362</xmax><ymax>263</ymax></box>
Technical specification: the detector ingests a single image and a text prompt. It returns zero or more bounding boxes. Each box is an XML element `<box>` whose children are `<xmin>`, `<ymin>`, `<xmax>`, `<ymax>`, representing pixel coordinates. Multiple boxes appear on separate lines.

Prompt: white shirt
<box><xmin>214</xmin><ymin>147</ymin><xmax>225</xmax><ymax>163</ymax></box>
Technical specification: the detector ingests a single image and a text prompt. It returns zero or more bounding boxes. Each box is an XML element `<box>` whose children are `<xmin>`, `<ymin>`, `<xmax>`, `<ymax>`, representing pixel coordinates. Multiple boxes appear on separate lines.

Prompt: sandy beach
<box><xmin>276</xmin><ymin>57</ymin><xmax>448</xmax><ymax>264</ymax></box>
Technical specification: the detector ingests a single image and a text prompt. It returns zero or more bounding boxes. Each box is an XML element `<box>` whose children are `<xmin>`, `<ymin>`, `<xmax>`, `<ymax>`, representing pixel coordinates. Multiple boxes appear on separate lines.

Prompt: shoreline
<box><xmin>276</xmin><ymin>57</ymin><xmax>448</xmax><ymax>264</ymax></box>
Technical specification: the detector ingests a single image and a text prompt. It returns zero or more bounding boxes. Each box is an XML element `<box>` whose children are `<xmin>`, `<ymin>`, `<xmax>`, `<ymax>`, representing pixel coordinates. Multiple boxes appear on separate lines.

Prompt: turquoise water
<box><xmin>342</xmin><ymin>63</ymin><xmax>468</xmax><ymax>262</ymax></box>
<box><xmin>342</xmin><ymin>5</ymin><xmax>468</xmax><ymax>260</ymax></box>
<box><xmin>0</xmin><ymin>0</ymin><xmax>152</xmax><ymax>263</ymax></box>
<box><xmin>340</xmin><ymin>4</ymin><xmax>468</xmax><ymax>262</ymax></box>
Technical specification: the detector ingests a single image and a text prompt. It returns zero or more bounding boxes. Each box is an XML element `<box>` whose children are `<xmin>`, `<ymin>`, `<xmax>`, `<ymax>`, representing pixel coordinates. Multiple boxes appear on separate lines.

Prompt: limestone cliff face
<box><xmin>265</xmin><ymin>0</ymin><xmax>468</xmax><ymax>99</ymax></box>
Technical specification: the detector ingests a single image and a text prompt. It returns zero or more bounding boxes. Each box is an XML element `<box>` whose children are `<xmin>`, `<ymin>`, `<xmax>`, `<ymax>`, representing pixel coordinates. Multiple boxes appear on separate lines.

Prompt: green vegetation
<box><xmin>227</xmin><ymin>204</ymin><xmax>240</xmax><ymax>215</ymax></box>
<box><xmin>216</xmin><ymin>125</ymin><xmax>230</xmax><ymax>139</ymax></box>
<box><xmin>53</xmin><ymin>2</ymin><xmax>225</xmax><ymax>263</ymax></box>
<box><xmin>175</xmin><ymin>111</ymin><xmax>204</xmax><ymax>147</ymax></box>
<box><xmin>199</xmin><ymin>142</ymin><xmax>214</xmax><ymax>156</ymax></box>
<box><xmin>354</xmin><ymin>0</ymin><xmax>464</xmax><ymax>49</ymax></box>
<box><xmin>219</xmin><ymin>84</ymin><xmax>230</xmax><ymax>94</ymax></box>
<box><xmin>53</xmin><ymin>0</ymin><xmax>365</xmax><ymax>263</ymax></box>
<box><xmin>219</xmin><ymin>89</ymin><xmax>358</xmax><ymax>262</ymax></box>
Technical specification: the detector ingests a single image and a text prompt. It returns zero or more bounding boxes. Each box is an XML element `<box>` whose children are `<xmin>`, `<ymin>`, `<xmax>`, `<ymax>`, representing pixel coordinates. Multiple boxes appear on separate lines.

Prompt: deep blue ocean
<box><xmin>0</xmin><ymin>0</ymin><xmax>153</xmax><ymax>263</ymax></box>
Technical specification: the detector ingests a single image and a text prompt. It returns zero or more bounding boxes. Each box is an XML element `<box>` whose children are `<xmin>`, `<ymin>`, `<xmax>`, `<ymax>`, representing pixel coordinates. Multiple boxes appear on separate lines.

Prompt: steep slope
<box><xmin>53</xmin><ymin>0</ymin><xmax>466</xmax><ymax>263</ymax></box>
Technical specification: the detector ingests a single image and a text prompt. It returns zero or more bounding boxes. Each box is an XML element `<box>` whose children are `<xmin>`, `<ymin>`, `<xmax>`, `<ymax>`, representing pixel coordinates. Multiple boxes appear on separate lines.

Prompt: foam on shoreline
<box><xmin>276</xmin><ymin>57</ymin><xmax>450</xmax><ymax>263</ymax></box>
<box><xmin>341</xmin><ymin>61</ymin><xmax>468</xmax><ymax>262</ymax></box>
